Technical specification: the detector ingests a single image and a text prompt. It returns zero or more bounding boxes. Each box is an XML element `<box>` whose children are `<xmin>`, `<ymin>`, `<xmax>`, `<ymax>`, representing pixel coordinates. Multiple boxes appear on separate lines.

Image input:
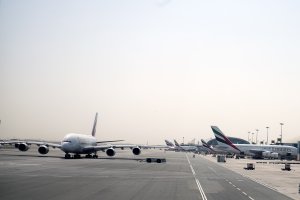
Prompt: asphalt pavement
<box><xmin>0</xmin><ymin>148</ymin><xmax>295</xmax><ymax>200</ymax></box>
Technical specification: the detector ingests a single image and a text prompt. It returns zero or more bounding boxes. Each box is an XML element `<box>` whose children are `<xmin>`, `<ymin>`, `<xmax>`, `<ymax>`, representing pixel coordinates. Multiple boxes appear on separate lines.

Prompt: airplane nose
<box><xmin>61</xmin><ymin>142</ymin><xmax>71</xmax><ymax>151</ymax></box>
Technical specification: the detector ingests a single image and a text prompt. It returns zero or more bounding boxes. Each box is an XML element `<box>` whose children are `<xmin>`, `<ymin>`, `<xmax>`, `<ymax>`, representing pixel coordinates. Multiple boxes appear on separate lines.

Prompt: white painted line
<box><xmin>203</xmin><ymin>155</ymin><xmax>278</xmax><ymax>194</ymax></box>
<box><xmin>191</xmin><ymin>166</ymin><xmax>196</xmax><ymax>175</ymax></box>
<box><xmin>242</xmin><ymin>192</ymin><xmax>248</xmax><ymax>196</ymax></box>
<box><xmin>232</xmin><ymin>184</ymin><xmax>236</xmax><ymax>187</ymax></box>
<box><xmin>249</xmin><ymin>196</ymin><xmax>255</xmax><ymax>200</ymax></box>
<box><xmin>237</xmin><ymin>188</ymin><xmax>241</xmax><ymax>191</ymax></box>
<box><xmin>240</xmin><ymin>174</ymin><xmax>277</xmax><ymax>192</ymax></box>
<box><xmin>196</xmin><ymin>178</ymin><xmax>208</xmax><ymax>200</ymax></box>
<box><xmin>186</xmin><ymin>154</ymin><xmax>208</xmax><ymax>200</ymax></box>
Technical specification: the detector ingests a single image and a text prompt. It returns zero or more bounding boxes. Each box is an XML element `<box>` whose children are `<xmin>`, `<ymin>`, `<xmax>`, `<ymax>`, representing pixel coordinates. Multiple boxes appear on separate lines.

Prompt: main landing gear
<box><xmin>64</xmin><ymin>153</ymin><xmax>81</xmax><ymax>159</ymax></box>
<box><xmin>65</xmin><ymin>153</ymin><xmax>71</xmax><ymax>159</ymax></box>
<box><xmin>64</xmin><ymin>153</ymin><xmax>98</xmax><ymax>159</ymax></box>
<box><xmin>92</xmin><ymin>154</ymin><xmax>98</xmax><ymax>158</ymax></box>
<box><xmin>85</xmin><ymin>154</ymin><xmax>98</xmax><ymax>158</ymax></box>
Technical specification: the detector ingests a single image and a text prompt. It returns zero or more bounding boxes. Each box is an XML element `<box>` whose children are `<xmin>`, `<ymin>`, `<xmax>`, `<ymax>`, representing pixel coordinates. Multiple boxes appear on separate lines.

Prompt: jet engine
<box><xmin>106</xmin><ymin>148</ymin><xmax>116</xmax><ymax>157</ymax></box>
<box><xmin>18</xmin><ymin>143</ymin><xmax>30</xmax><ymax>151</ymax></box>
<box><xmin>271</xmin><ymin>152</ymin><xmax>279</xmax><ymax>159</ymax></box>
<box><xmin>262</xmin><ymin>151</ymin><xmax>271</xmax><ymax>158</ymax></box>
<box><xmin>132</xmin><ymin>147</ymin><xmax>141</xmax><ymax>155</ymax></box>
<box><xmin>38</xmin><ymin>145</ymin><xmax>49</xmax><ymax>154</ymax></box>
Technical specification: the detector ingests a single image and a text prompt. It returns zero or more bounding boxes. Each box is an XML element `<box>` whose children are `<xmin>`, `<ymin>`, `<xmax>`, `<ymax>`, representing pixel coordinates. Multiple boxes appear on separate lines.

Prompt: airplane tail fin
<box><xmin>201</xmin><ymin>139</ymin><xmax>215</xmax><ymax>152</ymax></box>
<box><xmin>201</xmin><ymin>139</ymin><xmax>210</xmax><ymax>148</ymax></box>
<box><xmin>165</xmin><ymin>140</ymin><xmax>174</xmax><ymax>147</ymax></box>
<box><xmin>211</xmin><ymin>126</ymin><xmax>241</xmax><ymax>152</ymax></box>
<box><xmin>174</xmin><ymin>139</ymin><xmax>180</xmax><ymax>147</ymax></box>
<box><xmin>91</xmin><ymin>113</ymin><xmax>98</xmax><ymax>137</ymax></box>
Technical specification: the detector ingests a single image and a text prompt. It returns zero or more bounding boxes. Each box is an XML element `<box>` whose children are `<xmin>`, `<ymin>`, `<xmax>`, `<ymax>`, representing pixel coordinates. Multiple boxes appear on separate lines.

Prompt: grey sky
<box><xmin>1</xmin><ymin>0</ymin><xmax>300</xmax><ymax>144</ymax></box>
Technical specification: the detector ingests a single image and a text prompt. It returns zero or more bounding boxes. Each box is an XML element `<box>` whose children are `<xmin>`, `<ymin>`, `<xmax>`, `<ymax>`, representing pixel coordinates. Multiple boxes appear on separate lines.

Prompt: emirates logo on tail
<box><xmin>211</xmin><ymin>126</ymin><xmax>241</xmax><ymax>152</ymax></box>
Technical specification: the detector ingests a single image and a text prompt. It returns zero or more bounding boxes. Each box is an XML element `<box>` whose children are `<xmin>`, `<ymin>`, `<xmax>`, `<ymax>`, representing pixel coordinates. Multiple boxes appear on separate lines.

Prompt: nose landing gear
<box><xmin>92</xmin><ymin>154</ymin><xmax>98</xmax><ymax>158</ymax></box>
<box><xmin>64</xmin><ymin>153</ymin><xmax>71</xmax><ymax>159</ymax></box>
<box><xmin>64</xmin><ymin>153</ymin><xmax>98</xmax><ymax>159</ymax></box>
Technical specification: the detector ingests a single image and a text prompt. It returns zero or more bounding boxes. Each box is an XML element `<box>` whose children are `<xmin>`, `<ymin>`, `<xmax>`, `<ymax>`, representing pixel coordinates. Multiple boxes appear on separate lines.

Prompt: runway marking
<box><xmin>225</xmin><ymin>179</ymin><xmax>255</xmax><ymax>200</ymax></box>
<box><xmin>191</xmin><ymin>167</ymin><xmax>196</xmax><ymax>175</ymax></box>
<box><xmin>186</xmin><ymin>154</ymin><xmax>208</xmax><ymax>200</ymax></box>
<box><xmin>240</xmin><ymin>173</ymin><xmax>277</xmax><ymax>192</ymax></box>
<box><xmin>209</xmin><ymin>157</ymin><xmax>277</xmax><ymax>199</ymax></box>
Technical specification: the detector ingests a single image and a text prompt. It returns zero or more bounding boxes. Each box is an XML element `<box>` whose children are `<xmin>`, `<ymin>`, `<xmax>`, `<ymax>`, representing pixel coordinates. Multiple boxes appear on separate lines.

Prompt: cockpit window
<box><xmin>63</xmin><ymin>140</ymin><xmax>71</xmax><ymax>143</ymax></box>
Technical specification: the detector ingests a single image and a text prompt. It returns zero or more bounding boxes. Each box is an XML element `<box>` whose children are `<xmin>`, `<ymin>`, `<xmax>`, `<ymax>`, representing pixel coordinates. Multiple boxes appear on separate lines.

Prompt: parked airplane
<box><xmin>211</xmin><ymin>126</ymin><xmax>298</xmax><ymax>159</ymax></box>
<box><xmin>1</xmin><ymin>113</ymin><xmax>142</xmax><ymax>159</ymax></box>
<box><xmin>174</xmin><ymin>139</ymin><xmax>197</xmax><ymax>152</ymax></box>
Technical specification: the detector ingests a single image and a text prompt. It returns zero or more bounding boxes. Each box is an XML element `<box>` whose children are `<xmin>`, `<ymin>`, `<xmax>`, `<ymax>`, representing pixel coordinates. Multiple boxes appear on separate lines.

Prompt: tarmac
<box><xmin>201</xmin><ymin>154</ymin><xmax>300</xmax><ymax>200</ymax></box>
<box><xmin>0</xmin><ymin>148</ymin><xmax>299</xmax><ymax>200</ymax></box>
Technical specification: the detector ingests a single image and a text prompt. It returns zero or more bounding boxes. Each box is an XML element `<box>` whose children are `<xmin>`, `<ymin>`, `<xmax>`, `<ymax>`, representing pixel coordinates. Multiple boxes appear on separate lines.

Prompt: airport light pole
<box><xmin>280</xmin><ymin>123</ymin><xmax>284</xmax><ymax>143</ymax></box>
<box><xmin>256</xmin><ymin>129</ymin><xmax>259</xmax><ymax>144</ymax></box>
<box><xmin>266</xmin><ymin>126</ymin><xmax>269</xmax><ymax>145</ymax></box>
<box><xmin>248</xmin><ymin>132</ymin><xmax>250</xmax><ymax>142</ymax></box>
<box><xmin>252</xmin><ymin>132</ymin><xmax>254</xmax><ymax>144</ymax></box>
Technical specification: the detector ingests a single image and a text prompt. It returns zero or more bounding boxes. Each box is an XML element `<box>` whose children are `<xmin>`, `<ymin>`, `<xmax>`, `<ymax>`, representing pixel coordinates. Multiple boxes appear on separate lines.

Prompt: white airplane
<box><xmin>1</xmin><ymin>113</ymin><xmax>142</xmax><ymax>159</ymax></box>
<box><xmin>211</xmin><ymin>126</ymin><xmax>298</xmax><ymax>159</ymax></box>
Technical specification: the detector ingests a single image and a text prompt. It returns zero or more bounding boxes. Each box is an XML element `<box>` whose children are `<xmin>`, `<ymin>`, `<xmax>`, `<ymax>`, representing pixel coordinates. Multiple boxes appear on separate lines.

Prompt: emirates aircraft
<box><xmin>211</xmin><ymin>126</ymin><xmax>297</xmax><ymax>159</ymax></box>
<box><xmin>2</xmin><ymin>113</ymin><xmax>142</xmax><ymax>159</ymax></box>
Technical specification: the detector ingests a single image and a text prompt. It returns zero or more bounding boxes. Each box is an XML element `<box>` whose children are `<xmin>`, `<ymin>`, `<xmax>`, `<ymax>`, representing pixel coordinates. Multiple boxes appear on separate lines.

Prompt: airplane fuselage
<box><xmin>215</xmin><ymin>143</ymin><xmax>297</xmax><ymax>158</ymax></box>
<box><xmin>61</xmin><ymin>133</ymin><xmax>97</xmax><ymax>154</ymax></box>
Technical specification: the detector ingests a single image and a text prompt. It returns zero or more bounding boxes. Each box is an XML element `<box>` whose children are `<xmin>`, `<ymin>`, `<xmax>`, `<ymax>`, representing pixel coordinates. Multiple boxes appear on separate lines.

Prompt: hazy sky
<box><xmin>1</xmin><ymin>0</ymin><xmax>300</xmax><ymax>144</ymax></box>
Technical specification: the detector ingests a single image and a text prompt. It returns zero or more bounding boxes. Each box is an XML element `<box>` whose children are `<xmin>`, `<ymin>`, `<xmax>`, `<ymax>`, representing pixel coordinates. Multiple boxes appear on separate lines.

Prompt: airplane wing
<box><xmin>82</xmin><ymin>144</ymin><xmax>142</xmax><ymax>152</ymax></box>
<box><xmin>100</xmin><ymin>143</ymin><xmax>168</xmax><ymax>149</ymax></box>
<box><xmin>96</xmin><ymin>140</ymin><xmax>124</xmax><ymax>144</ymax></box>
<box><xmin>2</xmin><ymin>140</ymin><xmax>62</xmax><ymax>148</ymax></box>
<box><xmin>82</xmin><ymin>144</ymin><xmax>112</xmax><ymax>152</ymax></box>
